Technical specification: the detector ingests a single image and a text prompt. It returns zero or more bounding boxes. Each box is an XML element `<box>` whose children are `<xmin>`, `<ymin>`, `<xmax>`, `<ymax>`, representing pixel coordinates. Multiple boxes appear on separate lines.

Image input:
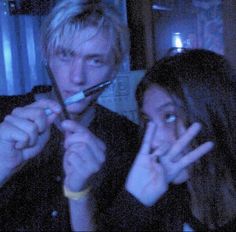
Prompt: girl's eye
<box><xmin>164</xmin><ymin>113</ymin><xmax>177</xmax><ymax>123</ymax></box>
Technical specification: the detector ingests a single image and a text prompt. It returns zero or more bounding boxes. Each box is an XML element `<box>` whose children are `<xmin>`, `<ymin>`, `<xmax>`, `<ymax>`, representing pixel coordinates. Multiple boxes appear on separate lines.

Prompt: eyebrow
<box><xmin>141</xmin><ymin>102</ymin><xmax>176</xmax><ymax>115</ymax></box>
<box><xmin>55</xmin><ymin>47</ymin><xmax>74</xmax><ymax>54</ymax></box>
<box><xmin>56</xmin><ymin>47</ymin><xmax>109</xmax><ymax>58</ymax></box>
<box><xmin>155</xmin><ymin>102</ymin><xmax>176</xmax><ymax>112</ymax></box>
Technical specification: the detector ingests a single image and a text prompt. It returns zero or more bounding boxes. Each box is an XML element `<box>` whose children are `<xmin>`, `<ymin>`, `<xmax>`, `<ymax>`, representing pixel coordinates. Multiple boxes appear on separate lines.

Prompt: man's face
<box><xmin>49</xmin><ymin>26</ymin><xmax>116</xmax><ymax>116</ymax></box>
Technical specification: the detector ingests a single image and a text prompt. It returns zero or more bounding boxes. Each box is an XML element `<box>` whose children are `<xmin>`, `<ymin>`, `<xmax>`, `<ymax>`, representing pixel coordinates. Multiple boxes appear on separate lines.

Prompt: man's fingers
<box><xmin>139</xmin><ymin>122</ymin><xmax>156</xmax><ymax>156</ymax></box>
<box><xmin>61</xmin><ymin>120</ymin><xmax>85</xmax><ymax>133</ymax></box>
<box><xmin>69</xmin><ymin>151</ymin><xmax>100</xmax><ymax>174</ymax></box>
<box><xmin>33</xmin><ymin>99</ymin><xmax>62</xmax><ymax>124</ymax></box>
<box><xmin>64</xmin><ymin>143</ymin><xmax>102</xmax><ymax>192</ymax></box>
<box><xmin>66</xmin><ymin>142</ymin><xmax>105</xmax><ymax>165</ymax></box>
<box><xmin>12</xmin><ymin>107</ymin><xmax>53</xmax><ymax>133</ymax></box>
<box><xmin>4</xmin><ymin>115</ymin><xmax>39</xmax><ymax>147</ymax></box>
<box><xmin>30</xmin><ymin>98</ymin><xmax>61</xmax><ymax>114</ymax></box>
<box><xmin>62</xmin><ymin>120</ymin><xmax>106</xmax><ymax>151</ymax></box>
<box><xmin>0</xmin><ymin>121</ymin><xmax>30</xmax><ymax>149</ymax></box>
<box><xmin>64</xmin><ymin>132</ymin><xmax>105</xmax><ymax>154</ymax></box>
<box><xmin>62</xmin><ymin>120</ymin><xmax>106</xmax><ymax>166</ymax></box>
<box><xmin>12</xmin><ymin>99</ymin><xmax>61</xmax><ymax>128</ymax></box>
<box><xmin>63</xmin><ymin>154</ymin><xmax>89</xmax><ymax>192</ymax></box>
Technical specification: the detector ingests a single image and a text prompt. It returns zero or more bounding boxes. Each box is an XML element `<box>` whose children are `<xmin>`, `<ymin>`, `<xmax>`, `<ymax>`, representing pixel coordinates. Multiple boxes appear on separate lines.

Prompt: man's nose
<box><xmin>70</xmin><ymin>58</ymin><xmax>86</xmax><ymax>84</ymax></box>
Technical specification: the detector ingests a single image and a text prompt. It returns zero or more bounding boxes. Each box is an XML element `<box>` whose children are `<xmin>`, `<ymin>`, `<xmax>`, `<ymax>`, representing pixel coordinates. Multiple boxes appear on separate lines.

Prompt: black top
<box><xmin>0</xmin><ymin>96</ymin><xmax>235</xmax><ymax>231</ymax></box>
<box><xmin>99</xmin><ymin>181</ymin><xmax>236</xmax><ymax>232</ymax></box>
<box><xmin>0</xmin><ymin>103</ymin><xmax>140</xmax><ymax>231</ymax></box>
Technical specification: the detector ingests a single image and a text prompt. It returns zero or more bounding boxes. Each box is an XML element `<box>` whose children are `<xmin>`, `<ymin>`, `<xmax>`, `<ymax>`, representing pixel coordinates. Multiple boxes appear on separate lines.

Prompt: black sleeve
<box><xmin>95</xmin><ymin>185</ymin><xmax>185</xmax><ymax>231</ymax></box>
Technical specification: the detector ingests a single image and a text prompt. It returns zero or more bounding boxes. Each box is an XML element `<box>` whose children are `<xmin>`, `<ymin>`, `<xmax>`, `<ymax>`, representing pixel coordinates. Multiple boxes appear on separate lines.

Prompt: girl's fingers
<box><xmin>167</xmin><ymin>122</ymin><xmax>201</xmax><ymax>161</ymax></box>
<box><xmin>139</xmin><ymin>122</ymin><xmax>156</xmax><ymax>156</ymax></box>
<box><xmin>151</xmin><ymin>142</ymin><xmax>171</xmax><ymax>158</ymax></box>
<box><xmin>176</xmin><ymin>141</ymin><xmax>214</xmax><ymax>171</ymax></box>
<box><xmin>150</xmin><ymin>143</ymin><xmax>171</xmax><ymax>164</ymax></box>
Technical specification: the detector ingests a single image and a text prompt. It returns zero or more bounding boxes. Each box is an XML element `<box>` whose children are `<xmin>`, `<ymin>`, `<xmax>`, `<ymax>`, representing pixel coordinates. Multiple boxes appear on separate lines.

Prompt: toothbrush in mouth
<box><xmin>45</xmin><ymin>80</ymin><xmax>112</xmax><ymax>116</ymax></box>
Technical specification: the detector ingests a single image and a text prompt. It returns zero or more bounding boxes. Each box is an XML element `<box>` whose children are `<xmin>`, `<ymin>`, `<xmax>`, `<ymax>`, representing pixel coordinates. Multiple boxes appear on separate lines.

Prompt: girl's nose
<box><xmin>151</xmin><ymin>125</ymin><xmax>176</xmax><ymax>152</ymax></box>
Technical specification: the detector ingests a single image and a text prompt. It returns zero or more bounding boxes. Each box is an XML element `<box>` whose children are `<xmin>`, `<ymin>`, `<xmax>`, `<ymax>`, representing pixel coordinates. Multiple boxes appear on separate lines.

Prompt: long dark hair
<box><xmin>136</xmin><ymin>49</ymin><xmax>236</xmax><ymax>228</ymax></box>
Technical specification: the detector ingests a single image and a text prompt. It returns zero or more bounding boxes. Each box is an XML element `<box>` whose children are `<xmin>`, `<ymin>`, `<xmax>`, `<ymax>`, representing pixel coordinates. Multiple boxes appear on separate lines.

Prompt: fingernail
<box><xmin>207</xmin><ymin>141</ymin><xmax>215</xmax><ymax>148</ymax></box>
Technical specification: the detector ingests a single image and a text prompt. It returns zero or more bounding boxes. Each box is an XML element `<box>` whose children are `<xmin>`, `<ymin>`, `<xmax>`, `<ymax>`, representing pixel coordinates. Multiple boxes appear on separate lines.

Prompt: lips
<box><xmin>63</xmin><ymin>90</ymin><xmax>92</xmax><ymax>104</ymax></box>
<box><xmin>64</xmin><ymin>90</ymin><xmax>81</xmax><ymax>99</ymax></box>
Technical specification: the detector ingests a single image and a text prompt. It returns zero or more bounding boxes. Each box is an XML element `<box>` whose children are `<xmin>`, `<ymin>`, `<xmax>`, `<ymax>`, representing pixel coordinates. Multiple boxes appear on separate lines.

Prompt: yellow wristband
<box><xmin>63</xmin><ymin>186</ymin><xmax>91</xmax><ymax>200</ymax></box>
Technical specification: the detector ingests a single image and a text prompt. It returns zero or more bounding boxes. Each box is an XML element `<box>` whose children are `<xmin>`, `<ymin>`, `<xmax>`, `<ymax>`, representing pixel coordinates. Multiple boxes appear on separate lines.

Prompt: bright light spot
<box><xmin>172</xmin><ymin>32</ymin><xmax>183</xmax><ymax>48</ymax></box>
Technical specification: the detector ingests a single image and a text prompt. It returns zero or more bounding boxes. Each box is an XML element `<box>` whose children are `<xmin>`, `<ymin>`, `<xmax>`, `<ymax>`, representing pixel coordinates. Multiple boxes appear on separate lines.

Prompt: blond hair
<box><xmin>41</xmin><ymin>0</ymin><xmax>129</xmax><ymax>65</ymax></box>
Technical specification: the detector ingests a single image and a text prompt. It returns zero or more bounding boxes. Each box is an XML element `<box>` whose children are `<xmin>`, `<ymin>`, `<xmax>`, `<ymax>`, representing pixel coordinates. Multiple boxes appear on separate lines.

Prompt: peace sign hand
<box><xmin>157</xmin><ymin>123</ymin><xmax>214</xmax><ymax>185</ymax></box>
<box><xmin>125</xmin><ymin>122</ymin><xmax>168</xmax><ymax>206</ymax></box>
<box><xmin>125</xmin><ymin>122</ymin><xmax>214</xmax><ymax>207</ymax></box>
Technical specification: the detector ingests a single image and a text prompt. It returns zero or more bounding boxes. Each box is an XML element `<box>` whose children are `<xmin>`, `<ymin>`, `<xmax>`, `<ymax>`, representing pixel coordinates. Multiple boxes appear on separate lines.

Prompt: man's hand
<box><xmin>62</xmin><ymin>120</ymin><xmax>106</xmax><ymax>192</ymax></box>
<box><xmin>0</xmin><ymin>99</ymin><xmax>61</xmax><ymax>185</ymax></box>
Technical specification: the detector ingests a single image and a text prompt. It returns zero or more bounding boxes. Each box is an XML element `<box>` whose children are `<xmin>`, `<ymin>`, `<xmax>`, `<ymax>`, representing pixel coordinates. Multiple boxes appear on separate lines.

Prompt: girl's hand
<box><xmin>125</xmin><ymin>122</ymin><xmax>214</xmax><ymax>207</ymax></box>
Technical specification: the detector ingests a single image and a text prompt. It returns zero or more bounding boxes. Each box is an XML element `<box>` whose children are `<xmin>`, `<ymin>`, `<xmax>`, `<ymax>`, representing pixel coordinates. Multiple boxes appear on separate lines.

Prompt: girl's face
<box><xmin>141</xmin><ymin>84</ymin><xmax>189</xmax><ymax>184</ymax></box>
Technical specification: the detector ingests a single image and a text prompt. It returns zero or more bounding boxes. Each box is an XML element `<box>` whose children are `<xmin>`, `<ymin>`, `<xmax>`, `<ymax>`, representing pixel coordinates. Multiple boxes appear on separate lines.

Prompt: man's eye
<box><xmin>87</xmin><ymin>57</ymin><xmax>104</xmax><ymax>67</ymax></box>
<box><xmin>58</xmin><ymin>51</ymin><xmax>73</xmax><ymax>61</ymax></box>
<box><xmin>164</xmin><ymin>113</ymin><xmax>177</xmax><ymax>123</ymax></box>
